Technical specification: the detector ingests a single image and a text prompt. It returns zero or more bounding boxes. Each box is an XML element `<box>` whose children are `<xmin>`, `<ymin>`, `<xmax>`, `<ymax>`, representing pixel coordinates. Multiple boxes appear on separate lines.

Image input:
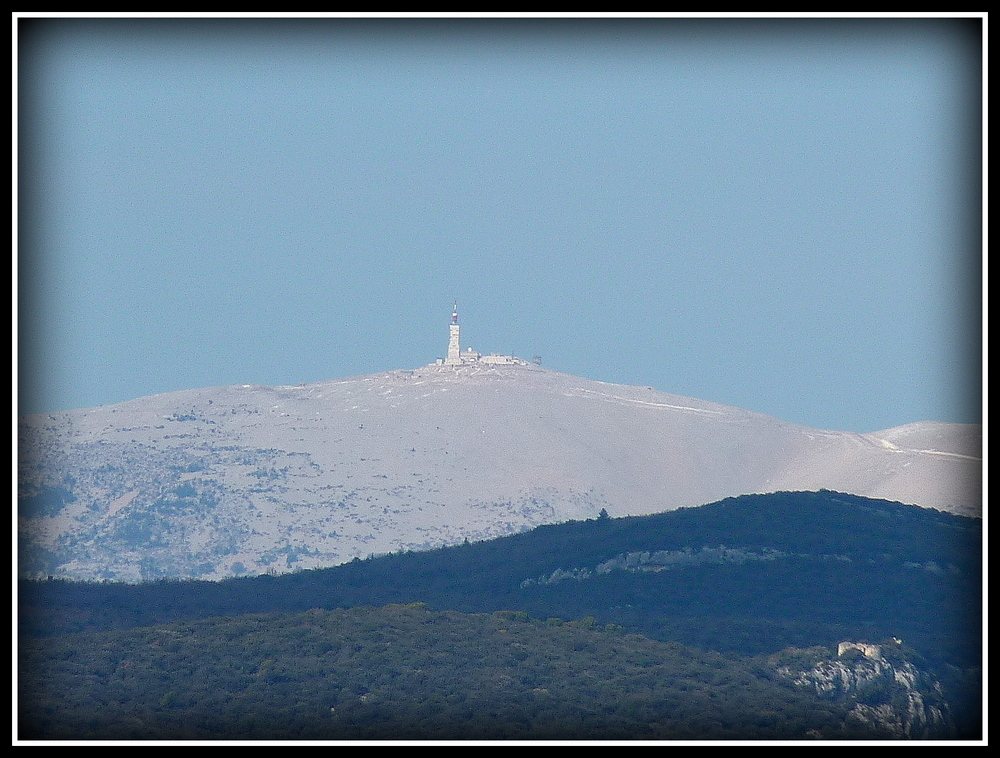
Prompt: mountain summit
<box><xmin>19</xmin><ymin>362</ymin><xmax>980</xmax><ymax>582</ymax></box>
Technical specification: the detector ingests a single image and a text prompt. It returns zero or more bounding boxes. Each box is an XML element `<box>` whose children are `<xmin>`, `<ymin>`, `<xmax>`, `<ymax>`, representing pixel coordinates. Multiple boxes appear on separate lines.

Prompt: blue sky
<box><xmin>18</xmin><ymin>16</ymin><xmax>983</xmax><ymax>432</ymax></box>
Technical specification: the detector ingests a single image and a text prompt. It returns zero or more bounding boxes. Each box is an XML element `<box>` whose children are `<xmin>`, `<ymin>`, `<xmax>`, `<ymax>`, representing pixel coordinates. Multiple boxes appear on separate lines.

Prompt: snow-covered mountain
<box><xmin>18</xmin><ymin>363</ymin><xmax>981</xmax><ymax>582</ymax></box>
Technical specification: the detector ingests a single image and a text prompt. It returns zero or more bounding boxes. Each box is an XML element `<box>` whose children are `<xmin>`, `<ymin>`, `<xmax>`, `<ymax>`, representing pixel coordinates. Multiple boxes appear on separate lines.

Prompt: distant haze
<box><xmin>17</xmin><ymin>16</ymin><xmax>982</xmax><ymax>432</ymax></box>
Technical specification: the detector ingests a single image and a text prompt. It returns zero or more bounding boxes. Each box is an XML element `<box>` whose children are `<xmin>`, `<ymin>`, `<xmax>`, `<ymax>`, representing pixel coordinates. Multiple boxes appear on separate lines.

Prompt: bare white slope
<box><xmin>18</xmin><ymin>364</ymin><xmax>981</xmax><ymax>581</ymax></box>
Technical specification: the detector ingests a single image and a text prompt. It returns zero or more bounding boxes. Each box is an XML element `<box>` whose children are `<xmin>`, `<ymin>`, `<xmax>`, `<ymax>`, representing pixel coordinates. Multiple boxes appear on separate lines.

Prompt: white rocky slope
<box><xmin>18</xmin><ymin>363</ymin><xmax>981</xmax><ymax>581</ymax></box>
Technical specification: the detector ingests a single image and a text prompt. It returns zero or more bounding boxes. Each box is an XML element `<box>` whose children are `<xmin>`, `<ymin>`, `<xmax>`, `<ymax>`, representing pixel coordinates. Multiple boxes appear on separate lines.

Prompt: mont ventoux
<box><xmin>18</xmin><ymin>304</ymin><xmax>981</xmax><ymax>583</ymax></box>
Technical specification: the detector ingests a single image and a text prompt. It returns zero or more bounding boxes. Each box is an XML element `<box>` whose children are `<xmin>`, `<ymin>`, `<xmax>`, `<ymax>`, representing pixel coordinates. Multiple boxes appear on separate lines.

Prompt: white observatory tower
<box><xmin>445</xmin><ymin>301</ymin><xmax>462</xmax><ymax>365</ymax></box>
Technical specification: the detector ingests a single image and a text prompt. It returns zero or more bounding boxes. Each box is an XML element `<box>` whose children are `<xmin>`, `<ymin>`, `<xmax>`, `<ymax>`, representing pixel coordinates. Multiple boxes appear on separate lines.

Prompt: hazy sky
<box><xmin>18</xmin><ymin>16</ymin><xmax>983</xmax><ymax>432</ymax></box>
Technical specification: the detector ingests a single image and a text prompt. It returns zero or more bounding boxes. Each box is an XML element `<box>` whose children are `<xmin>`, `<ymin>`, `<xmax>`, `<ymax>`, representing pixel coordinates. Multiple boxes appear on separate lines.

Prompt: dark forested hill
<box><xmin>19</xmin><ymin>491</ymin><xmax>982</xmax><ymax>740</ymax></box>
<box><xmin>20</xmin><ymin>491</ymin><xmax>981</xmax><ymax>662</ymax></box>
<box><xmin>17</xmin><ymin>604</ymin><xmax>968</xmax><ymax>741</ymax></box>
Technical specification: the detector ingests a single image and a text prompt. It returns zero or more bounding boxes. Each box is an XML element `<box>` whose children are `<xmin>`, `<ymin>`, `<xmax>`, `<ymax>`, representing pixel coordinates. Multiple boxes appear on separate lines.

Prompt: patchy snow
<box><xmin>18</xmin><ymin>364</ymin><xmax>981</xmax><ymax>581</ymax></box>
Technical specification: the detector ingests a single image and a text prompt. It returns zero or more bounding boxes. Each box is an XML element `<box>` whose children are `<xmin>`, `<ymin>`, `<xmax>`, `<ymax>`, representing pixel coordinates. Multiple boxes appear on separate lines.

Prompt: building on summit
<box><xmin>437</xmin><ymin>301</ymin><xmax>527</xmax><ymax>366</ymax></box>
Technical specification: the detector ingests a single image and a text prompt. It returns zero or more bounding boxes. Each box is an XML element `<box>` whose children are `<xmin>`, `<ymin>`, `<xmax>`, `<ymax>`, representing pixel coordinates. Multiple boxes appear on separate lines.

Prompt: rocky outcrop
<box><xmin>774</xmin><ymin>641</ymin><xmax>953</xmax><ymax>739</ymax></box>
